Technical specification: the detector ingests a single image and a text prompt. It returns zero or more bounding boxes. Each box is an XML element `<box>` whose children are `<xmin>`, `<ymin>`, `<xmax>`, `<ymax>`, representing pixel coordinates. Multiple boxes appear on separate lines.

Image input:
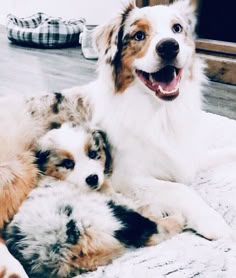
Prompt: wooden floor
<box><xmin>0</xmin><ymin>26</ymin><xmax>236</xmax><ymax>120</ymax></box>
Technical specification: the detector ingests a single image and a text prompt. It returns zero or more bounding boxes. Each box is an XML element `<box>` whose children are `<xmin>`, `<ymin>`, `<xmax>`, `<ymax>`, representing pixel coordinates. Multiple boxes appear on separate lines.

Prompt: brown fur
<box><xmin>105</xmin><ymin>27</ymin><xmax>115</xmax><ymax>55</ymax></box>
<box><xmin>8</xmin><ymin>275</ymin><xmax>20</xmax><ymax>278</ymax></box>
<box><xmin>83</xmin><ymin>140</ymin><xmax>90</xmax><ymax>157</ymax></box>
<box><xmin>115</xmin><ymin>19</ymin><xmax>152</xmax><ymax>92</ymax></box>
<box><xmin>95</xmin><ymin>21</ymin><xmax>121</xmax><ymax>65</ymax></box>
<box><xmin>99</xmin><ymin>151</ymin><xmax>107</xmax><ymax>172</ymax></box>
<box><xmin>68</xmin><ymin>228</ymin><xmax>124</xmax><ymax>272</ymax></box>
<box><xmin>146</xmin><ymin>216</ymin><xmax>184</xmax><ymax>246</ymax></box>
<box><xmin>0</xmin><ymin>267</ymin><xmax>6</xmax><ymax>278</ymax></box>
<box><xmin>44</xmin><ymin>150</ymin><xmax>74</xmax><ymax>180</ymax></box>
<box><xmin>94</xmin><ymin>3</ymin><xmax>151</xmax><ymax>92</ymax></box>
<box><xmin>0</xmin><ymin>151</ymin><xmax>38</xmax><ymax>228</ymax></box>
<box><xmin>43</xmin><ymin>231</ymin><xmax>124</xmax><ymax>277</ymax></box>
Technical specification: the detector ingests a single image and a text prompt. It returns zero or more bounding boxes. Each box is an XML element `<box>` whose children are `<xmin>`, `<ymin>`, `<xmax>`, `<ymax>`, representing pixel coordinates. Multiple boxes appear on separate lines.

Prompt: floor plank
<box><xmin>0</xmin><ymin>25</ymin><xmax>236</xmax><ymax>120</ymax></box>
<box><xmin>0</xmin><ymin>26</ymin><xmax>97</xmax><ymax>96</ymax></box>
<box><xmin>203</xmin><ymin>82</ymin><xmax>236</xmax><ymax>120</ymax></box>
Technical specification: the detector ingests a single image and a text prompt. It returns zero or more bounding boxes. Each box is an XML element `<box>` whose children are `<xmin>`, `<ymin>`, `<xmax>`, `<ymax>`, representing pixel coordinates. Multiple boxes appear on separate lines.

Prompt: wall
<box><xmin>0</xmin><ymin>0</ymin><xmax>123</xmax><ymax>25</ymax></box>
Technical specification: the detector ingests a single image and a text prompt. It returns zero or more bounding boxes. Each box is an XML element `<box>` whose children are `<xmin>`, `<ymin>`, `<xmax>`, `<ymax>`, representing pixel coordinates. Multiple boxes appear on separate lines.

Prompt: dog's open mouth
<box><xmin>136</xmin><ymin>66</ymin><xmax>182</xmax><ymax>101</ymax></box>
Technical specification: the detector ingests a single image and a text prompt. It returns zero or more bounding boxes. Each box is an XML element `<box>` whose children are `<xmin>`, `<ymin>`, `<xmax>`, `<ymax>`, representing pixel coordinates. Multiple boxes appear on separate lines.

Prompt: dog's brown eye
<box><xmin>88</xmin><ymin>150</ymin><xmax>97</xmax><ymax>159</ymax></box>
<box><xmin>133</xmin><ymin>31</ymin><xmax>146</xmax><ymax>41</ymax></box>
<box><xmin>172</xmin><ymin>23</ymin><xmax>183</xmax><ymax>33</ymax></box>
<box><xmin>58</xmin><ymin>159</ymin><xmax>75</xmax><ymax>169</ymax></box>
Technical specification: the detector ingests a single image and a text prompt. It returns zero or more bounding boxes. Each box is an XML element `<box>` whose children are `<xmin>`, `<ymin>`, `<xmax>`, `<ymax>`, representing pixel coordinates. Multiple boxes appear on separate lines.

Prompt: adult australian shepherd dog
<box><xmin>0</xmin><ymin>0</ymin><xmax>234</xmax><ymax>276</ymax></box>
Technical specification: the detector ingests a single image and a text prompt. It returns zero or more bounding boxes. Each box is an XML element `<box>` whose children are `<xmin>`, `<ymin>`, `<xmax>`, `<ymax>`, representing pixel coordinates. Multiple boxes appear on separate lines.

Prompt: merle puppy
<box><xmin>3</xmin><ymin>123</ymin><xmax>183</xmax><ymax>278</ymax></box>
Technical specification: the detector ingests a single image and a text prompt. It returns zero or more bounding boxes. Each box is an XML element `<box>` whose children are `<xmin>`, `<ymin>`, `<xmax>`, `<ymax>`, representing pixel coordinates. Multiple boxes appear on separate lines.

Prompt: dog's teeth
<box><xmin>149</xmin><ymin>74</ymin><xmax>154</xmax><ymax>83</ymax></box>
<box><xmin>158</xmin><ymin>83</ymin><xmax>179</xmax><ymax>95</ymax></box>
<box><xmin>174</xmin><ymin>70</ymin><xmax>177</xmax><ymax>78</ymax></box>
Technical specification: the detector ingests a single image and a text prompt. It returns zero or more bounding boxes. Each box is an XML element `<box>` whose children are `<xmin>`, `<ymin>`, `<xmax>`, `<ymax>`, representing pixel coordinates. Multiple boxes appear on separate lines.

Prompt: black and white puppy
<box><xmin>3</xmin><ymin>124</ymin><xmax>184</xmax><ymax>278</ymax></box>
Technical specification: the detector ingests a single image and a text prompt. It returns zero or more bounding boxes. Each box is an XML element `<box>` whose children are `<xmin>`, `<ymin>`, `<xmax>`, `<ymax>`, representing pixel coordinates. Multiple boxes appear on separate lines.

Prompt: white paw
<box><xmin>0</xmin><ymin>243</ymin><xmax>28</xmax><ymax>278</ymax></box>
<box><xmin>187</xmin><ymin>210</ymin><xmax>234</xmax><ymax>241</ymax></box>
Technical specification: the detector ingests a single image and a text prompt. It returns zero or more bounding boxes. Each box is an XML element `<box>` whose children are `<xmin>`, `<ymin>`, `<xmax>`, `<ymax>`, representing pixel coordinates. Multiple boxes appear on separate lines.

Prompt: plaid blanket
<box><xmin>7</xmin><ymin>13</ymin><xmax>85</xmax><ymax>48</ymax></box>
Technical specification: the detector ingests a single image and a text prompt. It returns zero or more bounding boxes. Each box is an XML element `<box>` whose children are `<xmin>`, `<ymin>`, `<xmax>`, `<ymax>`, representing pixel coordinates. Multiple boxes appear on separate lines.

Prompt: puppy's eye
<box><xmin>59</xmin><ymin>159</ymin><xmax>75</xmax><ymax>169</ymax></box>
<box><xmin>172</xmin><ymin>23</ymin><xmax>183</xmax><ymax>33</ymax></box>
<box><xmin>133</xmin><ymin>31</ymin><xmax>146</xmax><ymax>41</ymax></box>
<box><xmin>88</xmin><ymin>150</ymin><xmax>98</xmax><ymax>159</ymax></box>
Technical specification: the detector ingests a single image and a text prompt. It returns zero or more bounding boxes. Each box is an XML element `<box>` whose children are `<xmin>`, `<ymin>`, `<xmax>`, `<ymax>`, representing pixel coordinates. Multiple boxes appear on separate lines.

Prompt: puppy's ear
<box><xmin>108</xmin><ymin>201</ymin><xmax>157</xmax><ymax>248</ymax></box>
<box><xmin>38</xmin><ymin>129</ymin><xmax>56</xmax><ymax>149</ymax></box>
<box><xmin>66</xmin><ymin>219</ymin><xmax>80</xmax><ymax>245</ymax></box>
<box><xmin>94</xmin><ymin>0</ymin><xmax>136</xmax><ymax>62</ymax></box>
<box><xmin>171</xmin><ymin>0</ymin><xmax>197</xmax><ymax>34</ymax></box>
<box><xmin>34</xmin><ymin>149</ymin><xmax>50</xmax><ymax>173</ymax></box>
<box><xmin>93</xmin><ymin>130</ymin><xmax>113</xmax><ymax>175</ymax></box>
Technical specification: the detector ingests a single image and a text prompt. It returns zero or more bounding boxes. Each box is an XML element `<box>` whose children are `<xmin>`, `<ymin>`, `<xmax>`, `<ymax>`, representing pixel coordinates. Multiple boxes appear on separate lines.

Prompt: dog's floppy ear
<box><xmin>94</xmin><ymin>16</ymin><xmax>121</xmax><ymax>62</ymax></box>
<box><xmin>171</xmin><ymin>0</ymin><xmax>197</xmax><ymax>34</ymax></box>
<box><xmin>92</xmin><ymin>130</ymin><xmax>113</xmax><ymax>175</ymax></box>
<box><xmin>94</xmin><ymin>0</ymin><xmax>136</xmax><ymax>62</ymax></box>
<box><xmin>38</xmin><ymin>128</ymin><xmax>57</xmax><ymax>149</ymax></box>
<box><xmin>34</xmin><ymin>130</ymin><xmax>56</xmax><ymax>172</ymax></box>
<box><xmin>34</xmin><ymin>149</ymin><xmax>50</xmax><ymax>173</ymax></box>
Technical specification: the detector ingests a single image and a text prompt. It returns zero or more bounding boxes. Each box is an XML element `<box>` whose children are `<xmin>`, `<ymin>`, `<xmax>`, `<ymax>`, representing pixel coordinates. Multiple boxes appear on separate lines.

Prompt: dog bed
<box><xmin>79</xmin><ymin>112</ymin><xmax>236</xmax><ymax>278</ymax></box>
<box><xmin>7</xmin><ymin>13</ymin><xmax>85</xmax><ymax>48</ymax></box>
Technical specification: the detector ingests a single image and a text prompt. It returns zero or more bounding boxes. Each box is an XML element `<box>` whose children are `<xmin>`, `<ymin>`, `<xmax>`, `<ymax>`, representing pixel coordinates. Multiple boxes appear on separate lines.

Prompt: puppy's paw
<box><xmin>187</xmin><ymin>210</ymin><xmax>234</xmax><ymax>241</ymax></box>
<box><xmin>158</xmin><ymin>214</ymin><xmax>186</xmax><ymax>235</ymax></box>
<box><xmin>145</xmin><ymin>213</ymin><xmax>186</xmax><ymax>246</ymax></box>
<box><xmin>0</xmin><ymin>244</ymin><xmax>28</xmax><ymax>278</ymax></box>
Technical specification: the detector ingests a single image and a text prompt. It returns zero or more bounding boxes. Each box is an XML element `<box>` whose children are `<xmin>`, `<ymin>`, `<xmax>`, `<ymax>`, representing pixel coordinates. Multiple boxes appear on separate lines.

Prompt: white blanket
<box><xmin>81</xmin><ymin>112</ymin><xmax>236</xmax><ymax>278</ymax></box>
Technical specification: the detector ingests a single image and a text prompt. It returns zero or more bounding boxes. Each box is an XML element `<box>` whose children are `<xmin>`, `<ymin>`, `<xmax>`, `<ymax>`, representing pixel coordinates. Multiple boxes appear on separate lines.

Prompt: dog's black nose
<box><xmin>156</xmin><ymin>39</ymin><xmax>179</xmax><ymax>60</ymax></box>
<box><xmin>86</xmin><ymin>174</ymin><xmax>99</xmax><ymax>189</ymax></box>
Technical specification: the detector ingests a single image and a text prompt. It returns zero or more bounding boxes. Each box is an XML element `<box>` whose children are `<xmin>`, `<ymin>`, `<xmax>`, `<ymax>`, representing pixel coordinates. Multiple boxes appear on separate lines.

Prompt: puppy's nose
<box><xmin>86</xmin><ymin>174</ymin><xmax>99</xmax><ymax>189</ymax></box>
<box><xmin>156</xmin><ymin>39</ymin><xmax>179</xmax><ymax>60</ymax></box>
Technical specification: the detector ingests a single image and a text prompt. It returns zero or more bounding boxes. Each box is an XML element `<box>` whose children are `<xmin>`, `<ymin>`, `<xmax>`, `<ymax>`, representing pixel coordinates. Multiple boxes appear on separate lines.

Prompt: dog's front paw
<box><xmin>187</xmin><ymin>209</ymin><xmax>234</xmax><ymax>241</ymax></box>
<box><xmin>0</xmin><ymin>243</ymin><xmax>28</xmax><ymax>278</ymax></box>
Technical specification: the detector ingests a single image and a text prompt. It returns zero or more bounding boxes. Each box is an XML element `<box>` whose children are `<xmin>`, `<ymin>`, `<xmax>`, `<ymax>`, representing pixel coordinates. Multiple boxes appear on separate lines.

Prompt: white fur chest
<box><xmin>88</xmin><ymin>81</ymin><xmax>202</xmax><ymax>187</ymax></box>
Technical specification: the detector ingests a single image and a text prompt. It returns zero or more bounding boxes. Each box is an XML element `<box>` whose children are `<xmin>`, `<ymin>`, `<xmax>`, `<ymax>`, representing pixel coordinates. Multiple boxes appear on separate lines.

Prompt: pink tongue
<box><xmin>151</xmin><ymin>77</ymin><xmax>178</xmax><ymax>92</ymax></box>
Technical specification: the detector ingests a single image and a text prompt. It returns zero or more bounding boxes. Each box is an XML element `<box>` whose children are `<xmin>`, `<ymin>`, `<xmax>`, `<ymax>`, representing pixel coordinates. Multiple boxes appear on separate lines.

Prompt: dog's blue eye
<box><xmin>59</xmin><ymin>159</ymin><xmax>75</xmax><ymax>169</ymax></box>
<box><xmin>133</xmin><ymin>31</ymin><xmax>146</xmax><ymax>41</ymax></box>
<box><xmin>172</xmin><ymin>24</ymin><xmax>183</xmax><ymax>33</ymax></box>
<box><xmin>88</xmin><ymin>150</ymin><xmax>97</xmax><ymax>159</ymax></box>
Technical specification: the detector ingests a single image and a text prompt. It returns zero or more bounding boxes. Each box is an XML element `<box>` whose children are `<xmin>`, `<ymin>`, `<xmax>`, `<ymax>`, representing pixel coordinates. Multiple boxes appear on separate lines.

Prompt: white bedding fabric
<box><xmin>80</xmin><ymin>112</ymin><xmax>236</xmax><ymax>278</ymax></box>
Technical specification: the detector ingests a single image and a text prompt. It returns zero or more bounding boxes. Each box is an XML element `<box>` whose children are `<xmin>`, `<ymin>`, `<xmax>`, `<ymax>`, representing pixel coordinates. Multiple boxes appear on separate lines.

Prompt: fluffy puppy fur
<box><xmin>3</xmin><ymin>124</ymin><xmax>184</xmax><ymax>278</ymax></box>
<box><xmin>35</xmin><ymin>123</ymin><xmax>112</xmax><ymax>191</ymax></box>
<box><xmin>0</xmin><ymin>91</ymin><xmax>92</xmax><ymax>223</ymax></box>
<box><xmin>0</xmin><ymin>93</ymin><xmax>92</xmax><ymax>277</ymax></box>
<box><xmin>0</xmin><ymin>91</ymin><xmax>91</xmax><ymax>228</ymax></box>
